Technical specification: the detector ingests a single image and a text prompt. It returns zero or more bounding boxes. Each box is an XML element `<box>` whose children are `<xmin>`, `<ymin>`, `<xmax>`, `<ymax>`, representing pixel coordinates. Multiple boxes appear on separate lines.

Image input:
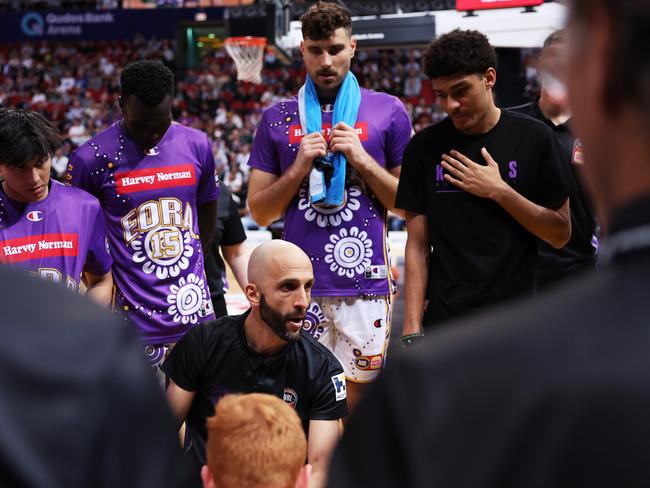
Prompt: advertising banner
<box><xmin>456</xmin><ymin>0</ymin><xmax>543</xmax><ymax>11</ymax></box>
<box><xmin>0</xmin><ymin>7</ymin><xmax>225</xmax><ymax>43</ymax></box>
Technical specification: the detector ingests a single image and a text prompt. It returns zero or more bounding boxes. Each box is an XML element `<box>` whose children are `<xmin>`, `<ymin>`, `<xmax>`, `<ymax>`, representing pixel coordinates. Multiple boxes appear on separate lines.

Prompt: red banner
<box><xmin>456</xmin><ymin>0</ymin><xmax>543</xmax><ymax>11</ymax></box>
<box><xmin>115</xmin><ymin>164</ymin><xmax>196</xmax><ymax>194</ymax></box>
<box><xmin>0</xmin><ymin>233</ymin><xmax>79</xmax><ymax>263</ymax></box>
<box><xmin>288</xmin><ymin>122</ymin><xmax>369</xmax><ymax>145</ymax></box>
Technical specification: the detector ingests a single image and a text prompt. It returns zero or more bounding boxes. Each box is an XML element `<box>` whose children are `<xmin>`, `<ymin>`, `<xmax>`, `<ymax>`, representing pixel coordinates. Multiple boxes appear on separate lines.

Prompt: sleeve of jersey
<box><xmin>533</xmin><ymin>128</ymin><xmax>576</xmax><ymax>209</ymax></box>
<box><xmin>220</xmin><ymin>194</ymin><xmax>247</xmax><ymax>246</ymax></box>
<box><xmin>160</xmin><ymin>325</ymin><xmax>206</xmax><ymax>392</ymax></box>
<box><xmin>309</xmin><ymin>357</ymin><xmax>349</xmax><ymax>420</ymax></box>
<box><xmin>84</xmin><ymin>200</ymin><xmax>113</xmax><ymax>275</ymax></box>
<box><xmin>196</xmin><ymin>134</ymin><xmax>220</xmax><ymax>205</ymax></box>
<box><xmin>395</xmin><ymin>136</ymin><xmax>427</xmax><ymax>214</ymax></box>
<box><xmin>385</xmin><ymin>97</ymin><xmax>414</xmax><ymax>169</ymax></box>
<box><xmin>67</xmin><ymin>149</ymin><xmax>101</xmax><ymax>197</ymax></box>
<box><xmin>247</xmin><ymin>109</ymin><xmax>282</xmax><ymax>175</ymax></box>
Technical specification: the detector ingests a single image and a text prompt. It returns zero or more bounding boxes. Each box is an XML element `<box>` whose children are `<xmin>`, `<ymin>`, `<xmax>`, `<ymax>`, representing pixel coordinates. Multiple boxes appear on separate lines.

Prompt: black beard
<box><xmin>260</xmin><ymin>295</ymin><xmax>302</xmax><ymax>343</ymax></box>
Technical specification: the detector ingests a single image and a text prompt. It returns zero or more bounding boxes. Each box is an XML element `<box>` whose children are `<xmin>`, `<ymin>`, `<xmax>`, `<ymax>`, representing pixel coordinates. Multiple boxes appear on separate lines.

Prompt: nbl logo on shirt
<box><xmin>115</xmin><ymin>164</ymin><xmax>197</xmax><ymax>195</ymax></box>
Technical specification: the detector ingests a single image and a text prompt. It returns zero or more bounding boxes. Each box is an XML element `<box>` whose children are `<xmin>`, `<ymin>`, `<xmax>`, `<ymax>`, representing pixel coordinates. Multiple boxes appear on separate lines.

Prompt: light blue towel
<box><xmin>298</xmin><ymin>72</ymin><xmax>361</xmax><ymax>208</ymax></box>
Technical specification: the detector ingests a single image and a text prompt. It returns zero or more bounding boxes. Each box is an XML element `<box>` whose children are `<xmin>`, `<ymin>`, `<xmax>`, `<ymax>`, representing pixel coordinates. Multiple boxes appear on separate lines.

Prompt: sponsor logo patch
<box><xmin>283</xmin><ymin>388</ymin><xmax>298</xmax><ymax>409</ymax></box>
<box><xmin>26</xmin><ymin>210</ymin><xmax>44</xmax><ymax>222</ymax></box>
<box><xmin>355</xmin><ymin>354</ymin><xmax>383</xmax><ymax>371</ymax></box>
<box><xmin>288</xmin><ymin>122</ymin><xmax>369</xmax><ymax>145</ymax></box>
<box><xmin>0</xmin><ymin>233</ymin><xmax>78</xmax><ymax>263</ymax></box>
<box><xmin>115</xmin><ymin>164</ymin><xmax>196</xmax><ymax>194</ymax></box>
<box><xmin>331</xmin><ymin>373</ymin><xmax>347</xmax><ymax>401</ymax></box>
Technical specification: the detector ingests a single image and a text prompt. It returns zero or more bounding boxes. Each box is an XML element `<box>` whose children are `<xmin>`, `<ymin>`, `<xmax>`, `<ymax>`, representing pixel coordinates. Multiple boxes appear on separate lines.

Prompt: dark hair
<box><xmin>120</xmin><ymin>59</ymin><xmax>174</xmax><ymax>107</ymax></box>
<box><xmin>300</xmin><ymin>1</ymin><xmax>352</xmax><ymax>41</ymax></box>
<box><xmin>423</xmin><ymin>29</ymin><xmax>497</xmax><ymax>79</ymax></box>
<box><xmin>0</xmin><ymin>109</ymin><xmax>61</xmax><ymax>168</ymax></box>
<box><xmin>543</xmin><ymin>29</ymin><xmax>566</xmax><ymax>48</ymax></box>
<box><xmin>569</xmin><ymin>0</ymin><xmax>650</xmax><ymax>115</ymax></box>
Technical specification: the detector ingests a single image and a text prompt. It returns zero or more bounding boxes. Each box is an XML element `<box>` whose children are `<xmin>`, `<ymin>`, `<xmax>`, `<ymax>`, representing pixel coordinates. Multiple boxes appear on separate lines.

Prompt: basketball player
<box><xmin>397</xmin><ymin>29</ymin><xmax>574</xmax><ymax>342</ymax></box>
<box><xmin>247</xmin><ymin>1</ymin><xmax>412</xmax><ymax>410</ymax></box>
<box><xmin>0</xmin><ymin>109</ymin><xmax>113</xmax><ymax>306</ymax></box>
<box><xmin>67</xmin><ymin>60</ymin><xmax>219</xmax><ymax>377</ymax></box>
<box><xmin>510</xmin><ymin>30</ymin><xmax>598</xmax><ymax>290</ymax></box>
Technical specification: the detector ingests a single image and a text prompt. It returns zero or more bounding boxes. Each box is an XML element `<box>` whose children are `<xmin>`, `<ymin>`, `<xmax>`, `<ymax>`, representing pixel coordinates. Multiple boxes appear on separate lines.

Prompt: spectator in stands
<box><xmin>201</xmin><ymin>393</ymin><xmax>310</xmax><ymax>488</ymax></box>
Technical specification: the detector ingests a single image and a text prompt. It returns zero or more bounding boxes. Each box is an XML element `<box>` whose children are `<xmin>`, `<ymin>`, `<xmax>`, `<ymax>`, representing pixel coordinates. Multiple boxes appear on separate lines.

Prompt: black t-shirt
<box><xmin>205</xmin><ymin>184</ymin><xmax>247</xmax><ymax>302</ymax></box>
<box><xmin>396</xmin><ymin>110</ymin><xmax>573</xmax><ymax>325</ymax></box>
<box><xmin>509</xmin><ymin>102</ymin><xmax>597</xmax><ymax>286</ymax></box>
<box><xmin>162</xmin><ymin>310</ymin><xmax>348</xmax><ymax>464</ymax></box>
<box><xmin>0</xmin><ymin>265</ymin><xmax>192</xmax><ymax>487</ymax></box>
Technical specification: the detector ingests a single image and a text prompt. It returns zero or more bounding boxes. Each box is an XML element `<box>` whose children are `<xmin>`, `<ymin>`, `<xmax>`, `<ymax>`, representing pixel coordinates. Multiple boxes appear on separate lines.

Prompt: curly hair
<box><xmin>423</xmin><ymin>29</ymin><xmax>497</xmax><ymax>79</ymax></box>
<box><xmin>300</xmin><ymin>1</ymin><xmax>352</xmax><ymax>41</ymax></box>
<box><xmin>0</xmin><ymin>109</ymin><xmax>61</xmax><ymax>168</ymax></box>
<box><xmin>120</xmin><ymin>59</ymin><xmax>174</xmax><ymax>107</ymax></box>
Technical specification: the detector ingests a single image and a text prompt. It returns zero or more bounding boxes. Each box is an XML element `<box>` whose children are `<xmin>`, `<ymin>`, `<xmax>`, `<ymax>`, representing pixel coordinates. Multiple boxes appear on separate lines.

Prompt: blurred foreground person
<box><xmin>201</xmin><ymin>393</ymin><xmax>310</xmax><ymax>488</ymax></box>
<box><xmin>329</xmin><ymin>2</ymin><xmax>650</xmax><ymax>486</ymax></box>
<box><xmin>0</xmin><ymin>265</ymin><xmax>192</xmax><ymax>487</ymax></box>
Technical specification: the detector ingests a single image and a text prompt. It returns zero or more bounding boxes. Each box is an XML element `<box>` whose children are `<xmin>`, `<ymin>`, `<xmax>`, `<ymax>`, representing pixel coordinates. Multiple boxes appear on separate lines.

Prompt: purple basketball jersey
<box><xmin>249</xmin><ymin>88</ymin><xmax>412</xmax><ymax>296</ymax></box>
<box><xmin>0</xmin><ymin>180</ymin><xmax>112</xmax><ymax>290</ymax></box>
<box><xmin>68</xmin><ymin>122</ymin><xmax>219</xmax><ymax>345</ymax></box>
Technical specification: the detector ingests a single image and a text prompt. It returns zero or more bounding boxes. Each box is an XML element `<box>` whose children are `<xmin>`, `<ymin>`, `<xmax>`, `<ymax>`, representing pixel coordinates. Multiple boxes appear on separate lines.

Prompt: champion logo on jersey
<box><xmin>288</xmin><ymin>122</ymin><xmax>369</xmax><ymax>145</ymax></box>
<box><xmin>321</xmin><ymin>103</ymin><xmax>334</xmax><ymax>113</ymax></box>
<box><xmin>115</xmin><ymin>164</ymin><xmax>197</xmax><ymax>194</ymax></box>
<box><xmin>0</xmin><ymin>233</ymin><xmax>79</xmax><ymax>263</ymax></box>
<box><xmin>26</xmin><ymin>210</ymin><xmax>44</xmax><ymax>222</ymax></box>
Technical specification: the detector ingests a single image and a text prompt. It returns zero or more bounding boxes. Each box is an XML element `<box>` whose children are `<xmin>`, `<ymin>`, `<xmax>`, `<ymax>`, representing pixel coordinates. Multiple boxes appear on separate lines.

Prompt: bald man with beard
<box><xmin>163</xmin><ymin>240</ymin><xmax>347</xmax><ymax>488</ymax></box>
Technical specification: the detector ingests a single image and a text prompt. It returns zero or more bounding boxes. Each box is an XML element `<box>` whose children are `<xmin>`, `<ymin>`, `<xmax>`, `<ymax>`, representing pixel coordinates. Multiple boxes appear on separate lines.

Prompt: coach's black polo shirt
<box><xmin>396</xmin><ymin>110</ymin><xmax>573</xmax><ymax>326</ymax></box>
<box><xmin>509</xmin><ymin>101</ymin><xmax>597</xmax><ymax>288</ymax></box>
<box><xmin>162</xmin><ymin>310</ymin><xmax>348</xmax><ymax>465</ymax></box>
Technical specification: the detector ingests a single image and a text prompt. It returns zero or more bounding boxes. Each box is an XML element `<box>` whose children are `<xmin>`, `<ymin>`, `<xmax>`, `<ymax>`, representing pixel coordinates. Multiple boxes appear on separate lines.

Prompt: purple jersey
<box><xmin>67</xmin><ymin>122</ymin><xmax>219</xmax><ymax>345</ymax></box>
<box><xmin>0</xmin><ymin>180</ymin><xmax>112</xmax><ymax>290</ymax></box>
<box><xmin>249</xmin><ymin>88</ymin><xmax>412</xmax><ymax>296</ymax></box>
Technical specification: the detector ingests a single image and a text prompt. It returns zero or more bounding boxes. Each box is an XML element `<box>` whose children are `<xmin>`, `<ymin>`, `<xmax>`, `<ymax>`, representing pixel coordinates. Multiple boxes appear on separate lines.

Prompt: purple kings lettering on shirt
<box><xmin>248</xmin><ymin>89</ymin><xmax>413</xmax><ymax>297</ymax></box>
<box><xmin>68</xmin><ymin>122</ymin><xmax>219</xmax><ymax>345</ymax></box>
<box><xmin>0</xmin><ymin>180</ymin><xmax>112</xmax><ymax>293</ymax></box>
<box><xmin>509</xmin><ymin>160</ymin><xmax>518</xmax><ymax>179</ymax></box>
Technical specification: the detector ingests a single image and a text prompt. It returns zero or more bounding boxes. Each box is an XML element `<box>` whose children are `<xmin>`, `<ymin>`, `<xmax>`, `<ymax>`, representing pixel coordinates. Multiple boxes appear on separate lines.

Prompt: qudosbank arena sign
<box><xmin>456</xmin><ymin>0</ymin><xmax>543</xmax><ymax>11</ymax></box>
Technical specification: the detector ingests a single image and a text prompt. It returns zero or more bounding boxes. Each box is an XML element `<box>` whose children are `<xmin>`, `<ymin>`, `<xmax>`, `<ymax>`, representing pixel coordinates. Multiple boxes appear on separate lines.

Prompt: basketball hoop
<box><xmin>224</xmin><ymin>36</ymin><xmax>267</xmax><ymax>84</ymax></box>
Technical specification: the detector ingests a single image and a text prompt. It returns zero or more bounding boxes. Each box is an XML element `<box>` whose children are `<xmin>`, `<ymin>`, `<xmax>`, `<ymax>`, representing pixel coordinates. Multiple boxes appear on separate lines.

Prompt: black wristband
<box><xmin>401</xmin><ymin>333</ymin><xmax>425</xmax><ymax>348</ymax></box>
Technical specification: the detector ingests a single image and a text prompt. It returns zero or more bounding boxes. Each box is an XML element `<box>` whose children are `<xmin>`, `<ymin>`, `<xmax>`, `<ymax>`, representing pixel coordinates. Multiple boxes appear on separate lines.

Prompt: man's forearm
<box><xmin>248</xmin><ymin>165</ymin><xmax>310</xmax><ymax>226</ymax></box>
<box><xmin>402</xmin><ymin>238</ymin><xmax>430</xmax><ymax>336</ymax></box>
<box><xmin>494</xmin><ymin>188</ymin><xmax>571</xmax><ymax>248</ymax></box>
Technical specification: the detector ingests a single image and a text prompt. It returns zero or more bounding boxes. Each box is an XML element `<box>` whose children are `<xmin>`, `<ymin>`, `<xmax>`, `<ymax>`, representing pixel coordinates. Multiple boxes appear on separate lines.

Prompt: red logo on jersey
<box><xmin>115</xmin><ymin>164</ymin><xmax>197</xmax><ymax>194</ymax></box>
<box><xmin>0</xmin><ymin>233</ymin><xmax>79</xmax><ymax>263</ymax></box>
<box><xmin>26</xmin><ymin>211</ymin><xmax>44</xmax><ymax>222</ymax></box>
<box><xmin>288</xmin><ymin>122</ymin><xmax>369</xmax><ymax>145</ymax></box>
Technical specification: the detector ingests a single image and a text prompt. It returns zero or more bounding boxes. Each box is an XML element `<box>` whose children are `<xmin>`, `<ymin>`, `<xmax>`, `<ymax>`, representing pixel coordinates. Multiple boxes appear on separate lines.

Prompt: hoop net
<box><xmin>225</xmin><ymin>36</ymin><xmax>267</xmax><ymax>84</ymax></box>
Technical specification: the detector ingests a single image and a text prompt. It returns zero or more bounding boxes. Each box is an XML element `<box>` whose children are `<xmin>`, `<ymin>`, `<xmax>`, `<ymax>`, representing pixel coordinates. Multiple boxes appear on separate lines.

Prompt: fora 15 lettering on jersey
<box><xmin>121</xmin><ymin>198</ymin><xmax>198</xmax><ymax>280</ymax></box>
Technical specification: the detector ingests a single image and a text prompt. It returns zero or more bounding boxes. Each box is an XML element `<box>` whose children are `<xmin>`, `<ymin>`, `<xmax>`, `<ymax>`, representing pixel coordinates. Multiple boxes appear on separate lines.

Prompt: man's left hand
<box><xmin>441</xmin><ymin>147</ymin><xmax>507</xmax><ymax>200</ymax></box>
<box><xmin>330</xmin><ymin>121</ymin><xmax>370</xmax><ymax>169</ymax></box>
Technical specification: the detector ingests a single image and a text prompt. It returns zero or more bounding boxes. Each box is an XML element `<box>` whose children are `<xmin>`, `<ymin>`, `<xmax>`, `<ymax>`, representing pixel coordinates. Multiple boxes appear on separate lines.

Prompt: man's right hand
<box><xmin>294</xmin><ymin>132</ymin><xmax>328</xmax><ymax>176</ymax></box>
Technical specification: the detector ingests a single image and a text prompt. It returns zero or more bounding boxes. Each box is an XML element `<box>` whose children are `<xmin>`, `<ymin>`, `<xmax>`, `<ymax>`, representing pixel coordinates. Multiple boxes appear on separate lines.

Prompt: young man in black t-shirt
<box><xmin>396</xmin><ymin>29</ymin><xmax>573</xmax><ymax>343</ymax></box>
<box><xmin>510</xmin><ymin>30</ymin><xmax>597</xmax><ymax>290</ymax></box>
<box><xmin>163</xmin><ymin>240</ymin><xmax>347</xmax><ymax>488</ymax></box>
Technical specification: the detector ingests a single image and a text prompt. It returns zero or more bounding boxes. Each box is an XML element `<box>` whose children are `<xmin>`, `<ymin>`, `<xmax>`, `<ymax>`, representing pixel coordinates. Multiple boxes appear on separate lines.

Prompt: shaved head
<box><xmin>248</xmin><ymin>240</ymin><xmax>312</xmax><ymax>287</ymax></box>
<box><xmin>245</xmin><ymin>240</ymin><xmax>314</xmax><ymax>344</ymax></box>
